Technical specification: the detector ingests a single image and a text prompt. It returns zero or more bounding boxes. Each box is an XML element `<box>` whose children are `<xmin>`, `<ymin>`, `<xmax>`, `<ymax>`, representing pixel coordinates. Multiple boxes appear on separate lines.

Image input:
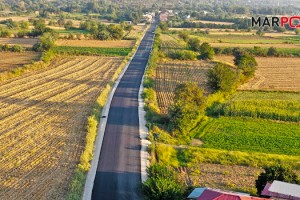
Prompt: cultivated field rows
<box><xmin>155</xmin><ymin>60</ymin><xmax>213</xmax><ymax>113</ymax></box>
<box><xmin>214</xmin><ymin>55</ymin><xmax>300</xmax><ymax>92</ymax></box>
<box><xmin>0</xmin><ymin>56</ymin><xmax>123</xmax><ymax>199</ymax></box>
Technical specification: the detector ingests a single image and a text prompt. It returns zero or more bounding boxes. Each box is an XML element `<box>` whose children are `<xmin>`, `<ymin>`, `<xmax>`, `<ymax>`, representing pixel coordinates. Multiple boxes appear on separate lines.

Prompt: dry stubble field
<box><xmin>0</xmin><ymin>56</ymin><xmax>123</xmax><ymax>199</ymax></box>
<box><xmin>155</xmin><ymin>60</ymin><xmax>213</xmax><ymax>113</ymax></box>
<box><xmin>56</xmin><ymin>39</ymin><xmax>135</xmax><ymax>48</ymax></box>
<box><xmin>0</xmin><ymin>52</ymin><xmax>40</xmax><ymax>73</ymax></box>
<box><xmin>215</xmin><ymin>55</ymin><xmax>300</xmax><ymax>92</ymax></box>
<box><xmin>0</xmin><ymin>38</ymin><xmax>38</xmax><ymax>48</ymax></box>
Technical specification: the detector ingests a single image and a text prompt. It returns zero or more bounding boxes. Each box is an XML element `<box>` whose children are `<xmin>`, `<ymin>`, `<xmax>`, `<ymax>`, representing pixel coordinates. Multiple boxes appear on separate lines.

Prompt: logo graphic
<box><xmin>252</xmin><ymin>16</ymin><xmax>300</xmax><ymax>28</ymax></box>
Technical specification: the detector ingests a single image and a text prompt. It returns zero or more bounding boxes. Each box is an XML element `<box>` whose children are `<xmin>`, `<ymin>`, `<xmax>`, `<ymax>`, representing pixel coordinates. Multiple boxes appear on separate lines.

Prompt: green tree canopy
<box><xmin>168</xmin><ymin>83</ymin><xmax>206</xmax><ymax>135</ymax></box>
<box><xmin>255</xmin><ymin>165</ymin><xmax>300</xmax><ymax>195</ymax></box>
<box><xmin>187</xmin><ymin>37</ymin><xmax>201</xmax><ymax>51</ymax></box>
<box><xmin>199</xmin><ymin>42</ymin><xmax>215</xmax><ymax>60</ymax></box>
<box><xmin>234</xmin><ymin>49</ymin><xmax>257</xmax><ymax>78</ymax></box>
<box><xmin>207</xmin><ymin>63</ymin><xmax>238</xmax><ymax>92</ymax></box>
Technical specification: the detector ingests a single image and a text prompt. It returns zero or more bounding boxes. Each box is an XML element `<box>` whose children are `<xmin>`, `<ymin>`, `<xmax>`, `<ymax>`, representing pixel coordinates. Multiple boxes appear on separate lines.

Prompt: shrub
<box><xmin>199</xmin><ymin>42</ymin><xmax>215</xmax><ymax>60</ymax></box>
<box><xmin>187</xmin><ymin>37</ymin><xmax>201</xmax><ymax>51</ymax></box>
<box><xmin>267</xmin><ymin>47</ymin><xmax>278</xmax><ymax>56</ymax></box>
<box><xmin>142</xmin><ymin>164</ymin><xmax>185</xmax><ymax>200</ymax></box>
<box><xmin>169</xmin><ymin>50</ymin><xmax>196</xmax><ymax>60</ymax></box>
<box><xmin>11</xmin><ymin>45</ymin><xmax>23</xmax><ymax>52</ymax></box>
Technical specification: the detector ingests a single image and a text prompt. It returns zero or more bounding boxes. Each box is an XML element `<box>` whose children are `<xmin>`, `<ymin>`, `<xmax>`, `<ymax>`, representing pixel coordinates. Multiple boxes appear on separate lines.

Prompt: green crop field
<box><xmin>212</xmin><ymin>91</ymin><xmax>300</xmax><ymax>122</ymax></box>
<box><xmin>52</xmin><ymin>46</ymin><xmax>132</xmax><ymax>56</ymax></box>
<box><xmin>198</xmin><ymin>117</ymin><xmax>300</xmax><ymax>156</ymax></box>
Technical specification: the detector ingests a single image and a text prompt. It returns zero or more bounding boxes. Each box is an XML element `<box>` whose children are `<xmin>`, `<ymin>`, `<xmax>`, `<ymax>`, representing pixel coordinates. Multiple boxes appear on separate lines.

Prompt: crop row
<box><xmin>200</xmin><ymin>116</ymin><xmax>300</xmax><ymax>156</ymax></box>
<box><xmin>52</xmin><ymin>46</ymin><xmax>132</xmax><ymax>56</ymax></box>
<box><xmin>0</xmin><ymin>56</ymin><xmax>122</xmax><ymax>199</ymax></box>
<box><xmin>155</xmin><ymin>61</ymin><xmax>212</xmax><ymax>113</ymax></box>
<box><xmin>210</xmin><ymin>91</ymin><xmax>300</xmax><ymax>122</ymax></box>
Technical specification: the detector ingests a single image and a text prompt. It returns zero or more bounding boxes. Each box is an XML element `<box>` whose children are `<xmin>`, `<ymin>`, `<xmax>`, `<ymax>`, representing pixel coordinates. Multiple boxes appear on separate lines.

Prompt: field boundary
<box><xmin>82</xmin><ymin>25</ymin><xmax>149</xmax><ymax>200</ymax></box>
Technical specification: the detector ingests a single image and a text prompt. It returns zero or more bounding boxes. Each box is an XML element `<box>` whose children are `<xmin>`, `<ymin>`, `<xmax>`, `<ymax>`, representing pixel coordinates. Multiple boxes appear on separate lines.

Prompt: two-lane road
<box><xmin>92</xmin><ymin>21</ymin><xmax>157</xmax><ymax>200</ymax></box>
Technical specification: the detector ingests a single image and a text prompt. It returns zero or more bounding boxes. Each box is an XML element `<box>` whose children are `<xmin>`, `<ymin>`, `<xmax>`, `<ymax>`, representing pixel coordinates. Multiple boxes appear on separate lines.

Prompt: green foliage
<box><xmin>296</xmin><ymin>29</ymin><xmax>300</xmax><ymax>35</ymax></box>
<box><xmin>199</xmin><ymin>42</ymin><xmax>215</xmax><ymax>60</ymax></box>
<box><xmin>255</xmin><ymin>165</ymin><xmax>300</xmax><ymax>195</ymax></box>
<box><xmin>64</xmin><ymin>20</ymin><xmax>73</xmax><ymax>30</ymax></box>
<box><xmin>234</xmin><ymin>50</ymin><xmax>257</xmax><ymax>78</ymax></box>
<box><xmin>207</xmin><ymin>63</ymin><xmax>238</xmax><ymax>92</ymax></box>
<box><xmin>156</xmin><ymin>144</ymin><xmax>179</xmax><ymax>167</ymax></box>
<box><xmin>267</xmin><ymin>47</ymin><xmax>278</xmax><ymax>56</ymax></box>
<box><xmin>142</xmin><ymin>164</ymin><xmax>185</xmax><ymax>200</ymax></box>
<box><xmin>168</xmin><ymin>83</ymin><xmax>206</xmax><ymax>135</ymax></box>
<box><xmin>31</xmin><ymin>19</ymin><xmax>52</xmax><ymax>37</ymax></box>
<box><xmin>178</xmin><ymin>31</ymin><xmax>190</xmax><ymax>42</ymax></box>
<box><xmin>11</xmin><ymin>45</ymin><xmax>23</xmax><ymax>52</ymax></box>
<box><xmin>214</xmin><ymin>91</ymin><xmax>300</xmax><ymax>122</ymax></box>
<box><xmin>0</xmin><ymin>28</ymin><xmax>11</xmax><ymax>37</ymax></box>
<box><xmin>91</xmin><ymin>23</ymin><xmax>124</xmax><ymax>40</ymax></box>
<box><xmin>159</xmin><ymin>22</ymin><xmax>168</xmax><ymax>31</ymax></box>
<box><xmin>66</xmin><ymin>168</ymin><xmax>86</xmax><ymax>200</ymax></box>
<box><xmin>33</xmin><ymin>32</ymin><xmax>57</xmax><ymax>52</ymax></box>
<box><xmin>183</xmin><ymin>147</ymin><xmax>300</xmax><ymax>169</ymax></box>
<box><xmin>52</xmin><ymin>46</ymin><xmax>132</xmax><ymax>56</ymax></box>
<box><xmin>200</xmin><ymin>117</ymin><xmax>300</xmax><ymax>156</ymax></box>
<box><xmin>169</xmin><ymin>50</ymin><xmax>197</xmax><ymax>60</ymax></box>
<box><xmin>187</xmin><ymin>37</ymin><xmax>201</xmax><ymax>51</ymax></box>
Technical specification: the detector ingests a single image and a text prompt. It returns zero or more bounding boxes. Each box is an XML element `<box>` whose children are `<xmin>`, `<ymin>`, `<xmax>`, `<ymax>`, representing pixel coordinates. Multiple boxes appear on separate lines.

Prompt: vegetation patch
<box><xmin>198</xmin><ymin>117</ymin><xmax>300</xmax><ymax>156</ymax></box>
<box><xmin>52</xmin><ymin>46</ymin><xmax>132</xmax><ymax>56</ymax></box>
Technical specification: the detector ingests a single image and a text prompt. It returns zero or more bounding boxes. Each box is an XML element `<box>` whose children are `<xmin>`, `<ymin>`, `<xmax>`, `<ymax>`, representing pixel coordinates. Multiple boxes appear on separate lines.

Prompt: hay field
<box><xmin>241</xmin><ymin>57</ymin><xmax>300</xmax><ymax>92</ymax></box>
<box><xmin>56</xmin><ymin>39</ymin><xmax>135</xmax><ymax>48</ymax></box>
<box><xmin>0</xmin><ymin>56</ymin><xmax>123</xmax><ymax>199</ymax></box>
<box><xmin>0</xmin><ymin>52</ymin><xmax>40</xmax><ymax>73</ymax></box>
<box><xmin>0</xmin><ymin>16</ymin><xmax>30</xmax><ymax>22</ymax></box>
<box><xmin>215</xmin><ymin>55</ymin><xmax>300</xmax><ymax>92</ymax></box>
<box><xmin>155</xmin><ymin>60</ymin><xmax>213</xmax><ymax>113</ymax></box>
<box><xmin>0</xmin><ymin>38</ymin><xmax>38</xmax><ymax>48</ymax></box>
<box><xmin>192</xmin><ymin>20</ymin><xmax>234</xmax><ymax>25</ymax></box>
<box><xmin>210</xmin><ymin>42</ymin><xmax>300</xmax><ymax>49</ymax></box>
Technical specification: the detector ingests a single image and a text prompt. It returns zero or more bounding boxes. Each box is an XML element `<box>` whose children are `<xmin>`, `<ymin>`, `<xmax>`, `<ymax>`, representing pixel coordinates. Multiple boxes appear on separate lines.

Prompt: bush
<box><xmin>255</xmin><ymin>165</ymin><xmax>300</xmax><ymax>195</ymax></box>
<box><xmin>187</xmin><ymin>37</ymin><xmax>201</xmax><ymax>51</ymax></box>
<box><xmin>199</xmin><ymin>42</ymin><xmax>215</xmax><ymax>60</ymax></box>
<box><xmin>207</xmin><ymin>63</ymin><xmax>238</xmax><ymax>92</ymax></box>
<box><xmin>169</xmin><ymin>50</ymin><xmax>196</xmax><ymax>60</ymax></box>
<box><xmin>267</xmin><ymin>47</ymin><xmax>278</xmax><ymax>56</ymax></box>
<box><xmin>142</xmin><ymin>164</ymin><xmax>185</xmax><ymax>200</ymax></box>
<box><xmin>234</xmin><ymin>49</ymin><xmax>257</xmax><ymax>78</ymax></box>
<box><xmin>11</xmin><ymin>45</ymin><xmax>23</xmax><ymax>52</ymax></box>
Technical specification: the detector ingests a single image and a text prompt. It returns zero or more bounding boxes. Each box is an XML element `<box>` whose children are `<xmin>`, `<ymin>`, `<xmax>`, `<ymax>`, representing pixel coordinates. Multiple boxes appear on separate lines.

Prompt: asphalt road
<box><xmin>92</xmin><ymin>21</ymin><xmax>157</xmax><ymax>200</ymax></box>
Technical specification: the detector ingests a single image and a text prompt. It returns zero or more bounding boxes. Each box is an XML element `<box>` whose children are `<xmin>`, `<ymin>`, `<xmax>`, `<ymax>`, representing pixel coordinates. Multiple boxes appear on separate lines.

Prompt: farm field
<box><xmin>210</xmin><ymin>42</ymin><xmax>300</xmax><ymax>49</ymax></box>
<box><xmin>242</xmin><ymin>57</ymin><xmax>300</xmax><ymax>91</ymax></box>
<box><xmin>198</xmin><ymin>117</ymin><xmax>300</xmax><ymax>156</ymax></box>
<box><xmin>194</xmin><ymin>34</ymin><xmax>299</xmax><ymax>44</ymax></box>
<box><xmin>217</xmin><ymin>91</ymin><xmax>300</xmax><ymax>122</ymax></box>
<box><xmin>192</xmin><ymin>20</ymin><xmax>234</xmax><ymax>25</ymax></box>
<box><xmin>56</xmin><ymin>39</ymin><xmax>135</xmax><ymax>48</ymax></box>
<box><xmin>0</xmin><ymin>52</ymin><xmax>40</xmax><ymax>73</ymax></box>
<box><xmin>214</xmin><ymin>55</ymin><xmax>300</xmax><ymax>92</ymax></box>
<box><xmin>155</xmin><ymin>60</ymin><xmax>213</xmax><ymax>113</ymax></box>
<box><xmin>52</xmin><ymin>46</ymin><xmax>132</xmax><ymax>56</ymax></box>
<box><xmin>0</xmin><ymin>56</ymin><xmax>123</xmax><ymax>199</ymax></box>
<box><xmin>0</xmin><ymin>38</ymin><xmax>38</xmax><ymax>48</ymax></box>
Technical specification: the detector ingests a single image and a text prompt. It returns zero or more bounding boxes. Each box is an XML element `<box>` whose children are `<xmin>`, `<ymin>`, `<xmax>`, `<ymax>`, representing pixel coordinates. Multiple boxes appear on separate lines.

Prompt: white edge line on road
<box><xmin>82</xmin><ymin>28</ymin><xmax>149</xmax><ymax>200</ymax></box>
